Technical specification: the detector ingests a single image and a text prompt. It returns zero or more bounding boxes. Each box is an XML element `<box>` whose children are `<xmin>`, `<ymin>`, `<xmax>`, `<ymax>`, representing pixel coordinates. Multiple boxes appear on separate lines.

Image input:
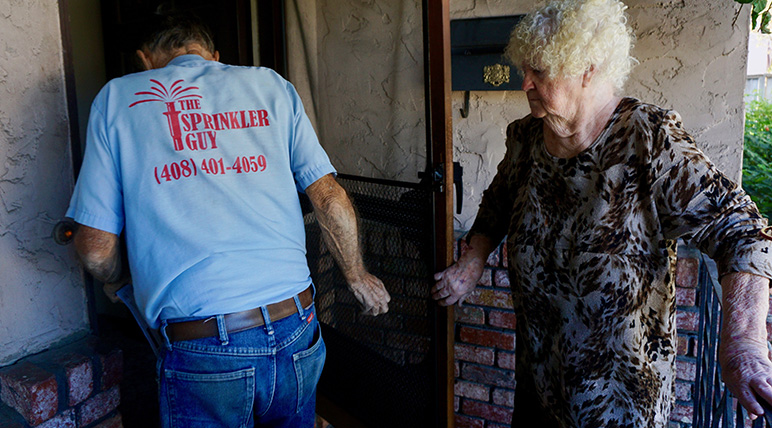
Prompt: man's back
<box><xmin>67</xmin><ymin>55</ymin><xmax>335</xmax><ymax>327</ymax></box>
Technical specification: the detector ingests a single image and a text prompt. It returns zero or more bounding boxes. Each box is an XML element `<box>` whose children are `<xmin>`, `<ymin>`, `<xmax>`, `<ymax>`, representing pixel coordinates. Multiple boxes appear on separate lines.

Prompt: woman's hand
<box><xmin>720</xmin><ymin>338</ymin><xmax>772</xmax><ymax>419</ymax></box>
<box><xmin>432</xmin><ymin>233</ymin><xmax>494</xmax><ymax>306</ymax></box>
<box><xmin>432</xmin><ymin>257</ymin><xmax>485</xmax><ymax>306</ymax></box>
<box><xmin>719</xmin><ymin>272</ymin><xmax>772</xmax><ymax>420</ymax></box>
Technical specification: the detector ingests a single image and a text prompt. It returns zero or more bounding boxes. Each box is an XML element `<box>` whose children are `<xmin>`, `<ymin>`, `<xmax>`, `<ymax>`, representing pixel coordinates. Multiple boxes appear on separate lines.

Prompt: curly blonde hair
<box><xmin>504</xmin><ymin>0</ymin><xmax>636</xmax><ymax>92</ymax></box>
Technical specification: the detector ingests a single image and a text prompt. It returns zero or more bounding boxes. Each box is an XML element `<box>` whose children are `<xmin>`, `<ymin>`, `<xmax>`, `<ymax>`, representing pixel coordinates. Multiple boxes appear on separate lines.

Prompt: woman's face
<box><xmin>521</xmin><ymin>64</ymin><xmax>585</xmax><ymax>125</ymax></box>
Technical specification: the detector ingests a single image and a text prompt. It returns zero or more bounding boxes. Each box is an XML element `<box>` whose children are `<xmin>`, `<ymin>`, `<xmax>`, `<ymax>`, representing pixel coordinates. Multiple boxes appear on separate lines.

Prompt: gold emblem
<box><xmin>483</xmin><ymin>64</ymin><xmax>510</xmax><ymax>87</ymax></box>
<box><xmin>761</xmin><ymin>226</ymin><xmax>772</xmax><ymax>241</ymax></box>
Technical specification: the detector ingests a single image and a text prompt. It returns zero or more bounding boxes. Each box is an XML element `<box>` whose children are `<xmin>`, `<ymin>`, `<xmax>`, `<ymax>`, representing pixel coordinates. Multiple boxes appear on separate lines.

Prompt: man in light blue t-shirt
<box><xmin>68</xmin><ymin>14</ymin><xmax>390</xmax><ymax>428</ymax></box>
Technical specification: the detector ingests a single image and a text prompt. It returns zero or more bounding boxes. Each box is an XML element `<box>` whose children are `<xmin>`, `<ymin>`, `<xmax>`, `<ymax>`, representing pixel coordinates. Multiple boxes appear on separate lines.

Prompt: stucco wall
<box><xmin>0</xmin><ymin>1</ymin><xmax>88</xmax><ymax>365</ymax></box>
<box><xmin>287</xmin><ymin>0</ymin><xmax>749</xmax><ymax>230</ymax></box>
<box><xmin>451</xmin><ymin>0</ymin><xmax>750</xmax><ymax>230</ymax></box>
<box><xmin>626</xmin><ymin>1</ymin><xmax>748</xmax><ymax>181</ymax></box>
<box><xmin>450</xmin><ymin>1</ymin><xmax>541</xmax><ymax>229</ymax></box>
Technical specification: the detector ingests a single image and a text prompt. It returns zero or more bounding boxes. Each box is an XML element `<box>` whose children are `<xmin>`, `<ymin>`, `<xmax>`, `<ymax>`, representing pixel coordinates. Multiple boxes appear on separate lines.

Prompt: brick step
<box><xmin>0</xmin><ymin>337</ymin><xmax>123</xmax><ymax>428</ymax></box>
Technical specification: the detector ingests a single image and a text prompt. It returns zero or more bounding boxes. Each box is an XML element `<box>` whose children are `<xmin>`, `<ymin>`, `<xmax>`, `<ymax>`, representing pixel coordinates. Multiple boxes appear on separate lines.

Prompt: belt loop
<box><xmin>160</xmin><ymin>320</ymin><xmax>173</xmax><ymax>351</ymax></box>
<box><xmin>260</xmin><ymin>306</ymin><xmax>274</xmax><ymax>336</ymax></box>
<box><xmin>216</xmin><ymin>314</ymin><xmax>229</xmax><ymax>345</ymax></box>
<box><xmin>294</xmin><ymin>294</ymin><xmax>305</xmax><ymax>319</ymax></box>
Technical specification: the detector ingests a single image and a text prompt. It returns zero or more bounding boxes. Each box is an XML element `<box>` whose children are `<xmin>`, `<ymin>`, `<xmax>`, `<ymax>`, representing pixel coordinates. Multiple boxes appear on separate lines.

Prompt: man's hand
<box><xmin>102</xmin><ymin>276</ymin><xmax>132</xmax><ymax>303</ymax></box>
<box><xmin>347</xmin><ymin>271</ymin><xmax>390</xmax><ymax>316</ymax></box>
<box><xmin>719</xmin><ymin>272</ymin><xmax>772</xmax><ymax>420</ymax></box>
<box><xmin>306</xmin><ymin>174</ymin><xmax>390</xmax><ymax>316</ymax></box>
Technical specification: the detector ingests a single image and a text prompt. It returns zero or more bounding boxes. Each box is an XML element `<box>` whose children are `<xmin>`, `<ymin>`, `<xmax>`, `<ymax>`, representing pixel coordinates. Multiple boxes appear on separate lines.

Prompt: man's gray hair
<box><xmin>141</xmin><ymin>13</ymin><xmax>216</xmax><ymax>55</ymax></box>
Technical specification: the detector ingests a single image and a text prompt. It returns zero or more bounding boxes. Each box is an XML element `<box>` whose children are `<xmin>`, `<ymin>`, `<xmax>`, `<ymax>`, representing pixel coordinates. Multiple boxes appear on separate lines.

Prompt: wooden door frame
<box><xmin>59</xmin><ymin>0</ymin><xmax>101</xmax><ymax>334</ymax></box>
<box><xmin>423</xmin><ymin>0</ymin><xmax>455</xmax><ymax>426</ymax></box>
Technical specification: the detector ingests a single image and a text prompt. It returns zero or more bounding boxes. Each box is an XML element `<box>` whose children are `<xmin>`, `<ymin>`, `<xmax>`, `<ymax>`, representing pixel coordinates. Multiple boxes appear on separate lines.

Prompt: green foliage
<box><xmin>743</xmin><ymin>97</ymin><xmax>772</xmax><ymax>220</ymax></box>
<box><xmin>736</xmin><ymin>0</ymin><xmax>772</xmax><ymax>33</ymax></box>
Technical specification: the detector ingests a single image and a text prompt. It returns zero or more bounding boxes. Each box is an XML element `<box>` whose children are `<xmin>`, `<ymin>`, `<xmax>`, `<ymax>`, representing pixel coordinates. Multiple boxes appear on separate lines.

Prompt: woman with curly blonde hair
<box><xmin>433</xmin><ymin>0</ymin><xmax>772</xmax><ymax>426</ymax></box>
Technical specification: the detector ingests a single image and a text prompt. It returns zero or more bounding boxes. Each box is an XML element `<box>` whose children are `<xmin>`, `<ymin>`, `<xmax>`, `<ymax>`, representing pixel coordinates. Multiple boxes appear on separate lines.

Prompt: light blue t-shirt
<box><xmin>67</xmin><ymin>55</ymin><xmax>336</xmax><ymax>328</ymax></box>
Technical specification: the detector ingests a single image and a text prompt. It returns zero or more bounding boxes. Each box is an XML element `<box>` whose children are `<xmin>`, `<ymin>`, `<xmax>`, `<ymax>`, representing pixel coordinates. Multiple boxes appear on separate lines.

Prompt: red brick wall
<box><xmin>453</xmin><ymin>239</ymin><xmax>516</xmax><ymax>428</ymax></box>
<box><xmin>452</xmin><ymin>238</ymin><xmax>707</xmax><ymax>428</ymax></box>
<box><xmin>0</xmin><ymin>337</ymin><xmax>123</xmax><ymax>428</ymax></box>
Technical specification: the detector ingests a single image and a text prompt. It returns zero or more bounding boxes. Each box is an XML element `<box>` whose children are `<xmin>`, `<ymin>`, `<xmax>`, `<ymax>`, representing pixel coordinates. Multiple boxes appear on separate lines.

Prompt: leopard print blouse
<box><xmin>470</xmin><ymin>98</ymin><xmax>772</xmax><ymax>427</ymax></box>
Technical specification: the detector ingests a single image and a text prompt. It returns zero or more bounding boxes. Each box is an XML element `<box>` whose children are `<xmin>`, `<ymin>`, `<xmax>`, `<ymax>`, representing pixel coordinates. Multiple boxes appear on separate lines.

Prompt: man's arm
<box><xmin>719</xmin><ymin>272</ymin><xmax>772</xmax><ymax>420</ymax></box>
<box><xmin>73</xmin><ymin>224</ymin><xmax>127</xmax><ymax>302</ymax></box>
<box><xmin>305</xmin><ymin>174</ymin><xmax>390</xmax><ymax>316</ymax></box>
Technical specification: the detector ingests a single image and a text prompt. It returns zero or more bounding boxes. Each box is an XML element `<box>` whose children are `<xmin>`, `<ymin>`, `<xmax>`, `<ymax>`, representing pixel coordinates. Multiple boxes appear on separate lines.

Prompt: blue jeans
<box><xmin>157</xmin><ymin>302</ymin><xmax>326</xmax><ymax>428</ymax></box>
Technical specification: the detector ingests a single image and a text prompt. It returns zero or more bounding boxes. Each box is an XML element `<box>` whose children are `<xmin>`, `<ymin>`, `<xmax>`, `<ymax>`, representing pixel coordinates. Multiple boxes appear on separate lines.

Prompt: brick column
<box><xmin>453</xmin><ymin>238</ymin><xmax>515</xmax><ymax>428</ymax></box>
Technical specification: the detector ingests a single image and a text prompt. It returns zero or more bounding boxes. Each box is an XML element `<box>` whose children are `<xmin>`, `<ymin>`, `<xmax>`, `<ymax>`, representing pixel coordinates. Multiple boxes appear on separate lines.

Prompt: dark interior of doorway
<box><xmin>100</xmin><ymin>0</ymin><xmax>256</xmax><ymax>79</ymax></box>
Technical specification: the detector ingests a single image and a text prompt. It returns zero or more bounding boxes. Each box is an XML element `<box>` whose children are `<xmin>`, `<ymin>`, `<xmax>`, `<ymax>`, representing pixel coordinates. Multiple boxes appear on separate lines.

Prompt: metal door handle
<box><xmin>418</xmin><ymin>162</ymin><xmax>463</xmax><ymax>214</ymax></box>
<box><xmin>453</xmin><ymin>162</ymin><xmax>463</xmax><ymax>214</ymax></box>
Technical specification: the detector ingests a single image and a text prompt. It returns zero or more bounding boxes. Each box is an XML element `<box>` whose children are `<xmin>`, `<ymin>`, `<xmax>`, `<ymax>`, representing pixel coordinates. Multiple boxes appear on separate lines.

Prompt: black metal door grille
<box><xmin>302</xmin><ymin>174</ymin><xmax>436</xmax><ymax>427</ymax></box>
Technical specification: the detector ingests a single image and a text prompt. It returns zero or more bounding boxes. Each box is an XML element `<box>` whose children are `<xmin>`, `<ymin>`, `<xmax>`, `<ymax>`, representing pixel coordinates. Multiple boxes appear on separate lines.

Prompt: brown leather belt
<box><xmin>166</xmin><ymin>286</ymin><xmax>313</xmax><ymax>342</ymax></box>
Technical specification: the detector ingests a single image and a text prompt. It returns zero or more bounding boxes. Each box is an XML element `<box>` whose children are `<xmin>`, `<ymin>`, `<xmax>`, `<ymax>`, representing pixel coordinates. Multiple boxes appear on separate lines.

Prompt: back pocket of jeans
<box><xmin>292</xmin><ymin>323</ymin><xmax>326</xmax><ymax>413</ymax></box>
<box><xmin>165</xmin><ymin>367</ymin><xmax>255</xmax><ymax>428</ymax></box>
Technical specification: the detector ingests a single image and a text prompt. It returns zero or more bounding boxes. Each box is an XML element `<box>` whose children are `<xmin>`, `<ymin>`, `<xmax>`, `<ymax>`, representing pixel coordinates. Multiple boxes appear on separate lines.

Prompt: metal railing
<box><xmin>693</xmin><ymin>253</ymin><xmax>772</xmax><ymax>428</ymax></box>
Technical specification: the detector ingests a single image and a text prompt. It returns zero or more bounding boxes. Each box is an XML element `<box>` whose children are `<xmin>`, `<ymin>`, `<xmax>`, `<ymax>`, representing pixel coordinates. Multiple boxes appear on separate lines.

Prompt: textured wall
<box><xmin>626</xmin><ymin>1</ymin><xmax>749</xmax><ymax>182</ymax></box>
<box><xmin>288</xmin><ymin>0</ymin><xmax>427</xmax><ymax>182</ymax></box>
<box><xmin>451</xmin><ymin>0</ymin><xmax>750</xmax><ymax>230</ymax></box>
<box><xmin>0</xmin><ymin>1</ymin><xmax>88</xmax><ymax>365</ymax></box>
<box><xmin>450</xmin><ymin>1</ymin><xmax>541</xmax><ymax>229</ymax></box>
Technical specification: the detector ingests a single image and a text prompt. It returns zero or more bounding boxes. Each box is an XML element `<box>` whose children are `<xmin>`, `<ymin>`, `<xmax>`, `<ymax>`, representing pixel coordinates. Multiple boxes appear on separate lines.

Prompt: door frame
<box><xmin>59</xmin><ymin>0</ymin><xmax>100</xmax><ymax>333</ymax></box>
<box><xmin>423</xmin><ymin>1</ymin><xmax>455</xmax><ymax>426</ymax></box>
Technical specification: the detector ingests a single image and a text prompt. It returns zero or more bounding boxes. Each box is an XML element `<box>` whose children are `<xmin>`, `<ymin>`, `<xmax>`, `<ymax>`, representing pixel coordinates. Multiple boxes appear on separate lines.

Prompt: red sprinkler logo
<box><xmin>129</xmin><ymin>79</ymin><xmax>202</xmax><ymax>151</ymax></box>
